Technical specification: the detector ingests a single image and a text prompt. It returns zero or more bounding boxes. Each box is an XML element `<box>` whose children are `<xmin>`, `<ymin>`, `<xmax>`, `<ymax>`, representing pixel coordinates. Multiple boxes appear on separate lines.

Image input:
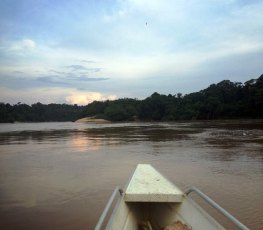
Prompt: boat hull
<box><xmin>106</xmin><ymin>195</ymin><xmax>225</xmax><ymax>230</ymax></box>
<box><xmin>96</xmin><ymin>165</ymin><xmax>247</xmax><ymax>230</ymax></box>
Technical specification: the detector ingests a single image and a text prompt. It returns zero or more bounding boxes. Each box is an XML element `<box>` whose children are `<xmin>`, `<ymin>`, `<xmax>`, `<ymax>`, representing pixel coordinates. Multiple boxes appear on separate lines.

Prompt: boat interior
<box><xmin>106</xmin><ymin>196</ymin><xmax>225</xmax><ymax>230</ymax></box>
<box><xmin>96</xmin><ymin>165</ymin><xmax>246</xmax><ymax>230</ymax></box>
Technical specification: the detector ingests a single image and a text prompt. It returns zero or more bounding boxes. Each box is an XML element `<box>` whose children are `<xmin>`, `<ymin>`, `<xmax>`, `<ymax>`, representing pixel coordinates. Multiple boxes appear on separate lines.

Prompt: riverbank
<box><xmin>75</xmin><ymin>117</ymin><xmax>110</xmax><ymax>123</ymax></box>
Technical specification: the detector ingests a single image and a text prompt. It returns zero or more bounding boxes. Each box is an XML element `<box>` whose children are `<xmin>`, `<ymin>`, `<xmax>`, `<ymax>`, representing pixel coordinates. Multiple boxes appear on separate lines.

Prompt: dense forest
<box><xmin>0</xmin><ymin>103</ymin><xmax>83</xmax><ymax>123</ymax></box>
<box><xmin>0</xmin><ymin>74</ymin><xmax>262</xmax><ymax>123</ymax></box>
<box><xmin>81</xmin><ymin>74</ymin><xmax>263</xmax><ymax>121</ymax></box>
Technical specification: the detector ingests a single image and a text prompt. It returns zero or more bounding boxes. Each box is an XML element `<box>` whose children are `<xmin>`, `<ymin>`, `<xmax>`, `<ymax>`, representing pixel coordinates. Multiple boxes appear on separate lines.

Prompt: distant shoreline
<box><xmin>1</xmin><ymin>74</ymin><xmax>262</xmax><ymax>123</ymax></box>
<box><xmin>75</xmin><ymin>117</ymin><xmax>111</xmax><ymax>123</ymax></box>
<box><xmin>0</xmin><ymin>118</ymin><xmax>263</xmax><ymax>124</ymax></box>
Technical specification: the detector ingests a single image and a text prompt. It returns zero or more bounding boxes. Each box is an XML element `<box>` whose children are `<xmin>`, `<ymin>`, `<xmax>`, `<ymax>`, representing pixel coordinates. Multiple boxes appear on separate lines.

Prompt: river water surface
<box><xmin>0</xmin><ymin>121</ymin><xmax>262</xmax><ymax>229</ymax></box>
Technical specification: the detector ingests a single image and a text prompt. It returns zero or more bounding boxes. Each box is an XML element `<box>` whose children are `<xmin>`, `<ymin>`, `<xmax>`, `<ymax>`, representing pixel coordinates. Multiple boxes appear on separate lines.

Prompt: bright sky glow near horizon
<box><xmin>0</xmin><ymin>0</ymin><xmax>263</xmax><ymax>105</ymax></box>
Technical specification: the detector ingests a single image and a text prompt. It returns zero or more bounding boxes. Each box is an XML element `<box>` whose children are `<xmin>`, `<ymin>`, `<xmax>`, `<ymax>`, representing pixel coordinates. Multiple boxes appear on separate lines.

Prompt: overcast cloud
<box><xmin>0</xmin><ymin>0</ymin><xmax>262</xmax><ymax>105</ymax></box>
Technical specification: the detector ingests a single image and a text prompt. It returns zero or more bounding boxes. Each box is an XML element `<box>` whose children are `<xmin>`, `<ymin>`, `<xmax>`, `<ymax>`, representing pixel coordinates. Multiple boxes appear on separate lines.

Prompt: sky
<box><xmin>0</xmin><ymin>0</ymin><xmax>263</xmax><ymax>105</ymax></box>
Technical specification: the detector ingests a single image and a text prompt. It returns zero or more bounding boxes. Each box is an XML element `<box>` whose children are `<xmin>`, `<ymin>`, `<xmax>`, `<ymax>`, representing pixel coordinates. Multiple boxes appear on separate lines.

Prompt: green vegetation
<box><xmin>82</xmin><ymin>74</ymin><xmax>263</xmax><ymax>121</ymax></box>
<box><xmin>82</xmin><ymin>98</ymin><xmax>140</xmax><ymax>121</ymax></box>
<box><xmin>0</xmin><ymin>103</ymin><xmax>83</xmax><ymax>123</ymax></box>
<box><xmin>0</xmin><ymin>74</ymin><xmax>262</xmax><ymax>123</ymax></box>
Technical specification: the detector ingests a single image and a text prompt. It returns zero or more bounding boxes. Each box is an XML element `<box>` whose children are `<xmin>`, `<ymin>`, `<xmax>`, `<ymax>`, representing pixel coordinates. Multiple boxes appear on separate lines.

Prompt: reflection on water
<box><xmin>0</xmin><ymin>121</ymin><xmax>263</xmax><ymax>229</ymax></box>
<box><xmin>70</xmin><ymin>134</ymin><xmax>102</xmax><ymax>152</ymax></box>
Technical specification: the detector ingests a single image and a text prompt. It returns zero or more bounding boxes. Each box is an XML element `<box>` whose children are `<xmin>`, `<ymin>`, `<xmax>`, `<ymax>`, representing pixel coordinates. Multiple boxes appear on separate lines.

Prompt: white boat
<box><xmin>95</xmin><ymin>164</ymin><xmax>248</xmax><ymax>230</ymax></box>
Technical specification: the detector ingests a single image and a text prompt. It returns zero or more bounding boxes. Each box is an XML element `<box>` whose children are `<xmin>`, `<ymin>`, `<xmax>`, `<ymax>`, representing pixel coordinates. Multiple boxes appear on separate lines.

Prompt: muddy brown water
<box><xmin>0</xmin><ymin>120</ymin><xmax>262</xmax><ymax>229</ymax></box>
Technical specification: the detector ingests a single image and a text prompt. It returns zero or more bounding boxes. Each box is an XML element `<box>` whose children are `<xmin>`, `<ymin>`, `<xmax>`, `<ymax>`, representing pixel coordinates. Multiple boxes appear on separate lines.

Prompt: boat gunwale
<box><xmin>95</xmin><ymin>164</ymin><xmax>249</xmax><ymax>230</ymax></box>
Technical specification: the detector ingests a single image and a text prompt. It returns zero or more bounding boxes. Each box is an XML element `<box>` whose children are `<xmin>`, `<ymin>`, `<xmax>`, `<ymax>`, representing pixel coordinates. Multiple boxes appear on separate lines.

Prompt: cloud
<box><xmin>75</xmin><ymin>75</ymin><xmax>109</xmax><ymax>81</ymax></box>
<box><xmin>49</xmin><ymin>69</ymin><xmax>67</xmax><ymax>75</ymax></box>
<box><xmin>66</xmin><ymin>65</ymin><xmax>88</xmax><ymax>71</ymax></box>
<box><xmin>82</xmin><ymin>68</ymin><xmax>101</xmax><ymax>73</ymax></box>
<box><xmin>37</xmin><ymin>76</ymin><xmax>70</xmax><ymax>86</ymax></box>
<box><xmin>66</xmin><ymin>65</ymin><xmax>102</xmax><ymax>73</ymax></box>
<box><xmin>43</xmin><ymin>70</ymin><xmax>109</xmax><ymax>82</ymax></box>
<box><xmin>0</xmin><ymin>72</ymin><xmax>109</xmax><ymax>90</ymax></box>
<box><xmin>0</xmin><ymin>0</ymin><xmax>263</xmax><ymax>104</ymax></box>
<box><xmin>12</xmin><ymin>71</ymin><xmax>24</xmax><ymax>74</ymax></box>
<box><xmin>196</xmin><ymin>49</ymin><xmax>263</xmax><ymax>83</ymax></box>
<box><xmin>78</xmin><ymin>59</ymin><xmax>96</xmax><ymax>63</ymax></box>
<box><xmin>66</xmin><ymin>91</ymin><xmax>117</xmax><ymax>105</ymax></box>
<box><xmin>0</xmin><ymin>87</ymin><xmax>69</xmax><ymax>104</ymax></box>
<box><xmin>9</xmin><ymin>39</ymin><xmax>36</xmax><ymax>51</ymax></box>
<box><xmin>0</xmin><ymin>86</ymin><xmax>118</xmax><ymax>105</ymax></box>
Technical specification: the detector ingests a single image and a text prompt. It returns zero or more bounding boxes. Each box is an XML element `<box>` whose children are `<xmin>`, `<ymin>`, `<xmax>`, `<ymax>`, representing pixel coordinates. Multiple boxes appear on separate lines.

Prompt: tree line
<box><xmin>0</xmin><ymin>74</ymin><xmax>262</xmax><ymax>123</ymax></box>
<box><xmin>82</xmin><ymin>74</ymin><xmax>263</xmax><ymax>121</ymax></box>
<box><xmin>0</xmin><ymin>103</ymin><xmax>83</xmax><ymax>123</ymax></box>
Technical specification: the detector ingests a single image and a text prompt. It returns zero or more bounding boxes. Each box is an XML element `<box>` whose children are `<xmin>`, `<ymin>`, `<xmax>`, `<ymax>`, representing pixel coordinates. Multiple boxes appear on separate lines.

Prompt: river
<box><xmin>0</xmin><ymin>120</ymin><xmax>262</xmax><ymax>229</ymax></box>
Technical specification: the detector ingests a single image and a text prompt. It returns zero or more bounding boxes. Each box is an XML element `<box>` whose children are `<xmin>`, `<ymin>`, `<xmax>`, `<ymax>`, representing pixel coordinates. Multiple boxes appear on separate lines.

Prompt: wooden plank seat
<box><xmin>124</xmin><ymin>164</ymin><xmax>183</xmax><ymax>202</ymax></box>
